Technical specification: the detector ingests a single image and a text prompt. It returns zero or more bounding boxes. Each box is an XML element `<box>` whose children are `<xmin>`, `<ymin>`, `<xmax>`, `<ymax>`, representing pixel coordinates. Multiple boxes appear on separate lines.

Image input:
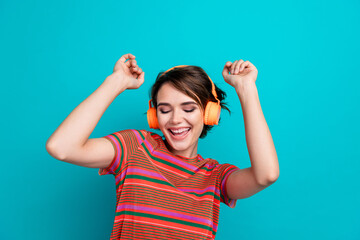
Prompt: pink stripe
<box><xmin>221</xmin><ymin>167</ymin><xmax>240</xmax><ymax>208</ymax></box>
<box><xmin>141</xmin><ymin>131</ymin><xmax>216</xmax><ymax>171</ymax></box>
<box><xmin>115</xmin><ymin>170</ymin><xmax>126</xmax><ymax>186</ymax></box>
<box><xmin>127</xmin><ymin>167</ymin><xmax>168</xmax><ymax>181</ymax></box>
<box><xmin>107</xmin><ymin>135</ymin><xmax>121</xmax><ymax>174</ymax></box>
<box><xmin>121</xmin><ymin>182</ymin><xmax>219</xmax><ymax>206</ymax></box>
<box><xmin>143</xmin><ymin>138</ymin><xmax>197</xmax><ymax>171</ymax></box>
<box><xmin>131</xmin><ymin>129</ymin><xmax>144</xmax><ymax>144</ymax></box>
<box><xmin>179</xmin><ymin>185</ymin><xmax>217</xmax><ymax>194</ymax></box>
<box><xmin>117</xmin><ymin>204</ymin><xmax>212</xmax><ymax>226</ymax></box>
<box><xmin>115</xmin><ymin>218</ymin><xmax>213</xmax><ymax>238</ymax></box>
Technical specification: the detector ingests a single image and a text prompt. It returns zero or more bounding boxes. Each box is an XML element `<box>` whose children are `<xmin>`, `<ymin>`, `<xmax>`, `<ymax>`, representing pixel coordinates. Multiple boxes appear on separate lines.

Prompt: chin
<box><xmin>162</xmin><ymin>127</ymin><xmax>198</xmax><ymax>153</ymax></box>
<box><xmin>167</xmin><ymin>140</ymin><xmax>190</xmax><ymax>151</ymax></box>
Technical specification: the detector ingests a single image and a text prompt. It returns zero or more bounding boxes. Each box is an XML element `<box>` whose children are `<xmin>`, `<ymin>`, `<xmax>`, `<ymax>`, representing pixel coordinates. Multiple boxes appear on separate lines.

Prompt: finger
<box><xmin>234</xmin><ymin>59</ymin><xmax>245</xmax><ymax>74</ymax></box>
<box><xmin>131</xmin><ymin>66</ymin><xmax>138</xmax><ymax>73</ymax></box>
<box><xmin>131</xmin><ymin>59</ymin><xmax>137</xmax><ymax>67</ymax></box>
<box><xmin>131</xmin><ymin>66</ymin><xmax>141</xmax><ymax>74</ymax></box>
<box><xmin>222</xmin><ymin>61</ymin><xmax>232</xmax><ymax>77</ymax></box>
<box><xmin>240</xmin><ymin>61</ymin><xmax>250</xmax><ymax>71</ymax></box>
<box><xmin>132</xmin><ymin>66</ymin><xmax>142</xmax><ymax>75</ymax></box>
<box><xmin>230</xmin><ymin>60</ymin><xmax>238</xmax><ymax>75</ymax></box>
<box><xmin>126</xmin><ymin>59</ymin><xmax>137</xmax><ymax>68</ymax></box>
<box><xmin>120</xmin><ymin>53</ymin><xmax>136</xmax><ymax>64</ymax></box>
<box><xmin>137</xmin><ymin>72</ymin><xmax>145</xmax><ymax>87</ymax></box>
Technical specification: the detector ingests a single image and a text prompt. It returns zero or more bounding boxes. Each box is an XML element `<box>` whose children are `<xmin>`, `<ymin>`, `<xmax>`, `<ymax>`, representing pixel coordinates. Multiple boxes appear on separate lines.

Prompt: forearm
<box><xmin>46</xmin><ymin>73</ymin><xmax>126</xmax><ymax>159</ymax></box>
<box><xmin>236</xmin><ymin>82</ymin><xmax>279</xmax><ymax>185</ymax></box>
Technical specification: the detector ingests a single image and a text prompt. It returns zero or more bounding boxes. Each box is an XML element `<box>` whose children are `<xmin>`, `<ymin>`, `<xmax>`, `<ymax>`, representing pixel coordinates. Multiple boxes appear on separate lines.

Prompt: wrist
<box><xmin>235</xmin><ymin>80</ymin><xmax>256</xmax><ymax>94</ymax></box>
<box><xmin>235</xmin><ymin>81</ymin><xmax>258</xmax><ymax>104</ymax></box>
<box><xmin>103</xmin><ymin>74</ymin><xmax>128</xmax><ymax>95</ymax></box>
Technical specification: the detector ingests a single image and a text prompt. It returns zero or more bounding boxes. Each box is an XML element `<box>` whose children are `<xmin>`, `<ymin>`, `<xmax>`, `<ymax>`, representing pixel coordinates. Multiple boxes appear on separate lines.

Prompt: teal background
<box><xmin>1</xmin><ymin>0</ymin><xmax>359</xmax><ymax>239</ymax></box>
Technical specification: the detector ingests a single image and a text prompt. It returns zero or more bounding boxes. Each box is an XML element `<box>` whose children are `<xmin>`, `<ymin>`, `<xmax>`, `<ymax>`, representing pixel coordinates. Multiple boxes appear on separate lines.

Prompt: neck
<box><xmin>164</xmin><ymin>140</ymin><xmax>198</xmax><ymax>158</ymax></box>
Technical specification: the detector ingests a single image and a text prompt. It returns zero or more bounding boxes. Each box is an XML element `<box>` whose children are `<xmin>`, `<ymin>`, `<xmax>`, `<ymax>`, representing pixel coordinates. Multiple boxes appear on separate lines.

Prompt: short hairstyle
<box><xmin>150</xmin><ymin>65</ymin><xmax>230</xmax><ymax>138</ymax></box>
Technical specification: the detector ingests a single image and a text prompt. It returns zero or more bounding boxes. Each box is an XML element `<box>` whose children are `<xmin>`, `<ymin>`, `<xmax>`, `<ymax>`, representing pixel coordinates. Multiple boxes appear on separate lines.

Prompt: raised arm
<box><xmin>221</xmin><ymin>60</ymin><xmax>279</xmax><ymax>199</ymax></box>
<box><xmin>45</xmin><ymin>53</ymin><xmax>145</xmax><ymax>168</ymax></box>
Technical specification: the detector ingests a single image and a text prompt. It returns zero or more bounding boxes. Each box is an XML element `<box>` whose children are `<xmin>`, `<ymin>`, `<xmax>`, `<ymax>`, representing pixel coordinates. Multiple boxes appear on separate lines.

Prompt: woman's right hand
<box><xmin>110</xmin><ymin>53</ymin><xmax>145</xmax><ymax>90</ymax></box>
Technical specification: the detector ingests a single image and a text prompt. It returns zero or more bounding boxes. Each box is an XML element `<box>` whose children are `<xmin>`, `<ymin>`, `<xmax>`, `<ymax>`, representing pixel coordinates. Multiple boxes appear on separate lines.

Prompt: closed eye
<box><xmin>160</xmin><ymin>109</ymin><xmax>195</xmax><ymax>114</ymax></box>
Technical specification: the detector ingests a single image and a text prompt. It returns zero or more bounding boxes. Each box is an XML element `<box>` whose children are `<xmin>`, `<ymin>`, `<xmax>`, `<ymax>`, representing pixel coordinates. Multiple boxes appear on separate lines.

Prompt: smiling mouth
<box><xmin>168</xmin><ymin>127</ymin><xmax>191</xmax><ymax>137</ymax></box>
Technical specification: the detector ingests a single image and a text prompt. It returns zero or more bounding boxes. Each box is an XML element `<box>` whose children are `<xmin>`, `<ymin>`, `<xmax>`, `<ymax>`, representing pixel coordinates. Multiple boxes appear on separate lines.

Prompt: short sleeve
<box><xmin>98</xmin><ymin>129</ymin><xmax>142</xmax><ymax>176</ymax></box>
<box><xmin>217</xmin><ymin>163</ymin><xmax>241</xmax><ymax>208</ymax></box>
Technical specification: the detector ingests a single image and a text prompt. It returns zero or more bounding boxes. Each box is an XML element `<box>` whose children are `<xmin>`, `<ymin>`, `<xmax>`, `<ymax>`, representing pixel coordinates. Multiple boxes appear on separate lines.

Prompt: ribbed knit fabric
<box><xmin>99</xmin><ymin>129</ymin><xmax>240</xmax><ymax>240</ymax></box>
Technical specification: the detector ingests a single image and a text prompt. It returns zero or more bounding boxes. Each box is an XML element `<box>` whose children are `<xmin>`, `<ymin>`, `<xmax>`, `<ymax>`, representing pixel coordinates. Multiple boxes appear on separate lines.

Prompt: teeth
<box><xmin>170</xmin><ymin>128</ymin><xmax>190</xmax><ymax>134</ymax></box>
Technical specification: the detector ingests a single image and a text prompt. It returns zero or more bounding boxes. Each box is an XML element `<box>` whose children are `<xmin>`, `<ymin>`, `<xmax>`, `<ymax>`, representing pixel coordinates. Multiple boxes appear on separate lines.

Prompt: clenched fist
<box><xmin>111</xmin><ymin>53</ymin><xmax>145</xmax><ymax>90</ymax></box>
<box><xmin>222</xmin><ymin>59</ymin><xmax>258</xmax><ymax>89</ymax></box>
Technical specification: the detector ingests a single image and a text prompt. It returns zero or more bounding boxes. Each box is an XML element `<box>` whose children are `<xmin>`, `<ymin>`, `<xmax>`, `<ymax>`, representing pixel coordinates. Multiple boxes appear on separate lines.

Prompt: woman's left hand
<box><xmin>222</xmin><ymin>59</ymin><xmax>258</xmax><ymax>89</ymax></box>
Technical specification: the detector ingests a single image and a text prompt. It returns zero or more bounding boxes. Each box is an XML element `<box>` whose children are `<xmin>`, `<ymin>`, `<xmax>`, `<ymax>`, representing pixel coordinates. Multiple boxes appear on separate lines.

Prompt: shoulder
<box><xmin>127</xmin><ymin>129</ymin><xmax>163</xmax><ymax>149</ymax></box>
<box><xmin>195</xmin><ymin>155</ymin><xmax>220</xmax><ymax>169</ymax></box>
<box><xmin>207</xmin><ymin>158</ymin><xmax>238</xmax><ymax>173</ymax></box>
<box><xmin>106</xmin><ymin>129</ymin><xmax>149</xmax><ymax>145</ymax></box>
<box><xmin>197</xmin><ymin>157</ymin><xmax>238</xmax><ymax>176</ymax></box>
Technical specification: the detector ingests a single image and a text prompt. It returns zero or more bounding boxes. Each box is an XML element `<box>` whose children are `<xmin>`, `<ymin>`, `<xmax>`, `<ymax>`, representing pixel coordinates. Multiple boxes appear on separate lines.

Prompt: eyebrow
<box><xmin>157</xmin><ymin>101</ymin><xmax>198</xmax><ymax>107</ymax></box>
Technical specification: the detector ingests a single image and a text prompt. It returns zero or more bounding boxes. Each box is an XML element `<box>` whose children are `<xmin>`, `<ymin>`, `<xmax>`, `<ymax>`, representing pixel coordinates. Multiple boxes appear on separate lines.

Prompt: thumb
<box><xmin>222</xmin><ymin>61</ymin><xmax>232</xmax><ymax>78</ymax></box>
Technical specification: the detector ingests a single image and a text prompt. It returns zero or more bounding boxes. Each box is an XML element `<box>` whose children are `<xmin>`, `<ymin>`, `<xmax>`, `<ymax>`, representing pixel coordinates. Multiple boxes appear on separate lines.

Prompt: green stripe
<box><xmin>118</xmin><ymin>185</ymin><xmax>217</xmax><ymax>211</ymax></box>
<box><xmin>139</xmin><ymin>131</ymin><xmax>214</xmax><ymax>173</ymax></box>
<box><xmin>127</xmin><ymin>175</ymin><xmax>173</xmax><ymax>187</ymax></box>
<box><xmin>116</xmin><ymin>210</ymin><xmax>214</xmax><ymax>234</ymax></box>
<box><xmin>132</xmin><ymin>177</ymin><xmax>219</xmax><ymax>200</ymax></box>
<box><xmin>115</xmin><ymin>178</ymin><xmax>125</xmax><ymax>189</ymax></box>
<box><xmin>149</xmin><ymin>132</ymin><xmax>158</xmax><ymax>137</ymax></box>
<box><xmin>117</xmin><ymin>221</ymin><xmax>198</xmax><ymax>239</ymax></box>
<box><xmin>137</xmin><ymin>130</ymin><xmax>146</xmax><ymax>142</ymax></box>
<box><xmin>126</xmin><ymin>174</ymin><xmax>219</xmax><ymax>199</ymax></box>
<box><xmin>187</xmin><ymin>190</ymin><xmax>220</xmax><ymax>200</ymax></box>
<box><xmin>141</xmin><ymin>142</ymin><xmax>194</xmax><ymax>175</ymax></box>
<box><xmin>111</xmin><ymin>133</ymin><xmax>125</xmax><ymax>174</ymax></box>
<box><xmin>200</xmin><ymin>164</ymin><xmax>214</xmax><ymax>172</ymax></box>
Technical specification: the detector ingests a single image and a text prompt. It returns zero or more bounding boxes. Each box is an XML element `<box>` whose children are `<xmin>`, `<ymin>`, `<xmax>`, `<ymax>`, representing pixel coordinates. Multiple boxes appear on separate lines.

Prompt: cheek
<box><xmin>156</xmin><ymin>113</ymin><xmax>168</xmax><ymax>127</ymax></box>
<box><xmin>190</xmin><ymin>113</ymin><xmax>204</xmax><ymax>127</ymax></box>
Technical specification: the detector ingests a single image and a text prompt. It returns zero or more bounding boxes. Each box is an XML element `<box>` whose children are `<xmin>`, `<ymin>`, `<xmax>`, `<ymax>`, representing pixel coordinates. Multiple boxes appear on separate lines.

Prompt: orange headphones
<box><xmin>147</xmin><ymin>65</ymin><xmax>221</xmax><ymax>129</ymax></box>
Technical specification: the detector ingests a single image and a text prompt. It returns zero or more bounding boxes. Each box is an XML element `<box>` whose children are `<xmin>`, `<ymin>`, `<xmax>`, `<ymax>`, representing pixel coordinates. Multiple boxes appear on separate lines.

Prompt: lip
<box><xmin>167</xmin><ymin>127</ymin><xmax>191</xmax><ymax>141</ymax></box>
<box><xmin>168</xmin><ymin>127</ymin><xmax>191</xmax><ymax>131</ymax></box>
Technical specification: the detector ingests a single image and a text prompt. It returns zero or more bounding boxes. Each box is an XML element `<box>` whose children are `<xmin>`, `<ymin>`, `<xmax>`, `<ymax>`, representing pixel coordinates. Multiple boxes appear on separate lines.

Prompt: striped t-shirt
<box><xmin>98</xmin><ymin>129</ymin><xmax>240</xmax><ymax>240</ymax></box>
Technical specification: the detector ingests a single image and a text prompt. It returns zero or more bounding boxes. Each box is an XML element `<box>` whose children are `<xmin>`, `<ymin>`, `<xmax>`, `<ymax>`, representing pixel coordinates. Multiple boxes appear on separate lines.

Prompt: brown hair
<box><xmin>150</xmin><ymin>65</ymin><xmax>230</xmax><ymax>138</ymax></box>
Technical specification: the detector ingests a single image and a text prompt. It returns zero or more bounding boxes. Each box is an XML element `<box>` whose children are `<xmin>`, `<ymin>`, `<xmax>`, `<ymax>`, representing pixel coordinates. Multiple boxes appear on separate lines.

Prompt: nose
<box><xmin>170</xmin><ymin>108</ymin><xmax>183</xmax><ymax>124</ymax></box>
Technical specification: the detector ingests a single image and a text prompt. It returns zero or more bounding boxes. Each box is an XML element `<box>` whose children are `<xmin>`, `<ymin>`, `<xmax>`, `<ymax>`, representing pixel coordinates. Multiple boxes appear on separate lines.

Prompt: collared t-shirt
<box><xmin>99</xmin><ymin>129</ymin><xmax>240</xmax><ymax>240</ymax></box>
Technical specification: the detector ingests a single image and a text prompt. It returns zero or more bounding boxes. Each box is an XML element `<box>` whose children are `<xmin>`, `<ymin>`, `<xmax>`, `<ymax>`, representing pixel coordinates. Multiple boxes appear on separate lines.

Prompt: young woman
<box><xmin>46</xmin><ymin>53</ymin><xmax>279</xmax><ymax>240</ymax></box>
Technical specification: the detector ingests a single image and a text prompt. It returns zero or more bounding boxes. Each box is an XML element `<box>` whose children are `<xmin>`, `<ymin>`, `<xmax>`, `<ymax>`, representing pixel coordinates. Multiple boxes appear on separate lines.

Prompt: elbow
<box><xmin>260</xmin><ymin>158</ymin><xmax>280</xmax><ymax>186</ymax></box>
<box><xmin>257</xmin><ymin>170</ymin><xmax>279</xmax><ymax>186</ymax></box>
<box><xmin>268</xmin><ymin>171</ymin><xmax>279</xmax><ymax>184</ymax></box>
<box><xmin>46</xmin><ymin>140</ymin><xmax>67</xmax><ymax>161</ymax></box>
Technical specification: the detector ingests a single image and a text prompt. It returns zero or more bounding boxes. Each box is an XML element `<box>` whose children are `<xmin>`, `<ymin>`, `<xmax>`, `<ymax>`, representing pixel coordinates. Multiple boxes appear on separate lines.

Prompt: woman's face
<box><xmin>156</xmin><ymin>82</ymin><xmax>204</xmax><ymax>158</ymax></box>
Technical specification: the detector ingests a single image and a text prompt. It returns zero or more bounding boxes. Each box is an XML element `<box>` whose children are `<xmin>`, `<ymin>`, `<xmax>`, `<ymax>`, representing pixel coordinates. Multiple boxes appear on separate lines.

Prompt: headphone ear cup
<box><xmin>204</xmin><ymin>102</ymin><xmax>221</xmax><ymax>125</ymax></box>
<box><xmin>147</xmin><ymin>107</ymin><xmax>159</xmax><ymax>129</ymax></box>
